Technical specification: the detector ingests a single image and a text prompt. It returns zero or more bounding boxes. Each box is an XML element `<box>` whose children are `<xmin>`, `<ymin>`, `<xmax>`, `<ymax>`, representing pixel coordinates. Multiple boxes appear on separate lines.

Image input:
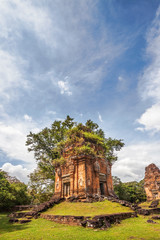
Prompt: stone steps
<box><xmin>9</xmin><ymin>217</ymin><xmax>32</xmax><ymax>224</ymax></box>
<box><xmin>8</xmin><ymin>195</ymin><xmax>61</xmax><ymax>224</ymax></box>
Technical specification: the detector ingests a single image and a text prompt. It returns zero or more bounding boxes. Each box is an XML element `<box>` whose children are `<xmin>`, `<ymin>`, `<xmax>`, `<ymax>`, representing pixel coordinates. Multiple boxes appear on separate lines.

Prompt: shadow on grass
<box><xmin>0</xmin><ymin>213</ymin><xmax>29</xmax><ymax>235</ymax></box>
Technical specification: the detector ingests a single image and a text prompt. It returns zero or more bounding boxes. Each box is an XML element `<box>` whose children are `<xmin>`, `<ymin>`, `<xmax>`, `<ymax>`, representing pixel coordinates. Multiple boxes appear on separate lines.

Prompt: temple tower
<box><xmin>54</xmin><ymin>145</ymin><xmax>114</xmax><ymax>199</ymax></box>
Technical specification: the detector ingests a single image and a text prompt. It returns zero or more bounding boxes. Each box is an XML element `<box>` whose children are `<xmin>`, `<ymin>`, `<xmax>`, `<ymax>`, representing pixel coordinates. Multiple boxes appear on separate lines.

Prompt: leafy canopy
<box><xmin>0</xmin><ymin>170</ymin><xmax>31</xmax><ymax>211</ymax></box>
<box><xmin>113</xmin><ymin>176</ymin><xmax>146</xmax><ymax>203</ymax></box>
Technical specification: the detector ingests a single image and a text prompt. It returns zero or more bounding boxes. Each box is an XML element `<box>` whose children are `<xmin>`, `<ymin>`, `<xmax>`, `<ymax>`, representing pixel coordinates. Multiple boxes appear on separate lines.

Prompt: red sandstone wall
<box><xmin>144</xmin><ymin>163</ymin><xmax>160</xmax><ymax>201</ymax></box>
<box><xmin>54</xmin><ymin>146</ymin><xmax>114</xmax><ymax>198</ymax></box>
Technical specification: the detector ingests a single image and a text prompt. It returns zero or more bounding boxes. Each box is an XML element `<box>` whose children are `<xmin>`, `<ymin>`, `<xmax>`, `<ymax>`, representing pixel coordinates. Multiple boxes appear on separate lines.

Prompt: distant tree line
<box><xmin>0</xmin><ymin>170</ymin><xmax>31</xmax><ymax>211</ymax></box>
<box><xmin>113</xmin><ymin>176</ymin><xmax>146</xmax><ymax>203</ymax></box>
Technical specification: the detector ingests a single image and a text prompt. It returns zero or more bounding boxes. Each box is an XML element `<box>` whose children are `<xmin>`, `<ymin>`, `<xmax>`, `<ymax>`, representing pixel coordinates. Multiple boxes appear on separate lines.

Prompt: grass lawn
<box><xmin>139</xmin><ymin>201</ymin><xmax>160</xmax><ymax>209</ymax></box>
<box><xmin>45</xmin><ymin>200</ymin><xmax>133</xmax><ymax>217</ymax></box>
<box><xmin>0</xmin><ymin>213</ymin><xmax>160</xmax><ymax>240</ymax></box>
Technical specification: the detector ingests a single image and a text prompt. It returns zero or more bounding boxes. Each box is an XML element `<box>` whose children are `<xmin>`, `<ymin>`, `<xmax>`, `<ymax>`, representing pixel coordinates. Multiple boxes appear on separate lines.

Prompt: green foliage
<box><xmin>57</xmin><ymin>123</ymin><xmax>124</xmax><ymax>161</ymax></box>
<box><xmin>52</xmin><ymin>156</ymin><xmax>66</xmax><ymax>167</ymax></box>
<box><xmin>59</xmin><ymin>123</ymin><xmax>107</xmax><ymax>159</ymax></box>
<box><xmin>104</xmin><ymin>138</ymin><xmax>124</xmax><ymax>162</ymax></box>
<box><xmin>0</xmin><ymin>170</ymin><xmax>31</xmax><ymax>211</ymax></box>
<box><xmin>28</xmin><ymin>167</ymin><xmax>55</xmax><ymax>204</ymax></box>
<box><xmin>113</xmin><ymin>176</ymin><xmax>146</xmax><ymax>203</ymax></box>
<box><xmin>26</xmin><ymin>116</ymin><xmax>75</xmax><ymax>176</ymax></box>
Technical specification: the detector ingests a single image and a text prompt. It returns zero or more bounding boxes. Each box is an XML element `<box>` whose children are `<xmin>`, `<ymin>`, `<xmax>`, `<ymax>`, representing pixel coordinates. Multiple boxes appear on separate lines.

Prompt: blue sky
<box><xmin>1</xmin><ymin>0</ymin><xmax>160</xmax><ymax>183</ymax></box>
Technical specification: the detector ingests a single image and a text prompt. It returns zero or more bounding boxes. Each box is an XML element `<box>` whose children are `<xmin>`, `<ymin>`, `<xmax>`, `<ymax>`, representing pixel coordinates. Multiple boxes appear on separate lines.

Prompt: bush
<box><xmin>113</xmin><ymin>176</ymin><xmax>146</xmax><ymax>203</ymax></box>
<box><xmin>0</xmin><ymin>170</ymin><xmax>31</xmax><ymax>211</ymax></box>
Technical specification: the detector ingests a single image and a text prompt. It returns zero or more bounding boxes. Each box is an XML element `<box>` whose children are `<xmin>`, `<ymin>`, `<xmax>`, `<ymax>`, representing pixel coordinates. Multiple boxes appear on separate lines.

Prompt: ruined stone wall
<box><xmin>144</xmin><ymin>163</ymin><xmax>160</xmax><ymax>201</ymax></box>
<box><xmin>41</xmin><ymin>212</ymin><xmax>136</xmax><ymax>229</ymax></box>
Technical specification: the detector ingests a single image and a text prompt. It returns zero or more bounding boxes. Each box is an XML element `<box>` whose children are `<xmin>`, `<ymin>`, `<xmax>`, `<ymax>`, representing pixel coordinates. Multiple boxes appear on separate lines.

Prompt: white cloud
<box><xmin>98</xmin><ymin>112</ymin><xmax>103</xmax><ymax>122</ymax></box>
<box><xmin>24</xmin><ymin>114</ymin><xmax>32</xmax><ymax>122</ymax></box>
<box><xmin>58</xmin><ymin>81</ymin><xmax>72</xmax><ymax>96</ymax></box>
<box><xmin>0</xmin><ymin>0</ymin><xmax>53</xmax><ymax>103</ymax></box>
<box><xmin>0</xmin><ymin>119</ymin><xmax>37</xmax><ymax>163</ymax></box>
<box><xmin>139</xmin><ymin>7</ymin><xmax>160</xmax><ymax>102</ymax></box>
<box><xmin>1</xmin><ymin>162</ymin><xmax>31</xmax><ymax>183</ymax></box>
<box><xmin>0</xmin><ymin>50</ymin><xmax>28</xmax><ymax>100</ymax></box>
<box><xmin>48</xmin><ymin>111</ymin><xmax>57</xmax><ymax>115</ymax></box>
<box><xmin>137</xmin><ymin>104</ymin><xmax>160</xmax><ymax>132</ymax></box>
<box><xmin>113</xmin><ymin>142</ymin><xmax>160</xmax><ymax>182</ymax></box>
<box><xmin>0</xmin><ymin>0</ymin><xmax>53</xmax><ymax>45</ymax></box>
<box><xmin>137</xmin><ymin>6</ymin><xmax>160</xmax><ymax>133</ymax></box>
<box><xmin>30</xmin><ymin>1</ymin><xmax>127</xmax><ymax>94</ymax></box>
<box><xmin>0</xmin><ymin>0</ymin><xmax>129</xmax><ymax>100</ymax></box>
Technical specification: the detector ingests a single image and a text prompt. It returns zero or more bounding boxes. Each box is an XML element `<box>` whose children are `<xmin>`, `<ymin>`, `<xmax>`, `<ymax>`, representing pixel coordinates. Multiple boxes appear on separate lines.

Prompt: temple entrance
<box><xmin>100</xmin><ymin>182</ymin><xmax>104</xmax><ymax>195</ymax></box>
<box><xmin>63</xmin><ymin>182</ymin><xmax>70</xmax><ymax>197</ymax></box>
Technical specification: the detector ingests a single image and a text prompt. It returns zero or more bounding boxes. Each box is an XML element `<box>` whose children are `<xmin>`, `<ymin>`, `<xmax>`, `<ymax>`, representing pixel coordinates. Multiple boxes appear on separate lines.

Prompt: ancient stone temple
<box><xmin>144</xmin><ymin>163</ymin><xmax>160</xmax><ymax>201</ymax></box>
<box><xmin>54</xmin><ymin>145</ymin><xmax>114</xmax><ymax>199</ymax></box>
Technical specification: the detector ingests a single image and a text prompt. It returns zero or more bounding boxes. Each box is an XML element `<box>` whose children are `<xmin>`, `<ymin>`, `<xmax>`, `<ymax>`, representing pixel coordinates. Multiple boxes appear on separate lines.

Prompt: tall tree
<box><xmin>26</xmin><ymin>116</ymin><xmax>75</xmax><ymax>179</ymax></box>
<box><xmin>26</xmin><ymin>116</ymin><xmax>75</xmax><ymax>202</ymax></box>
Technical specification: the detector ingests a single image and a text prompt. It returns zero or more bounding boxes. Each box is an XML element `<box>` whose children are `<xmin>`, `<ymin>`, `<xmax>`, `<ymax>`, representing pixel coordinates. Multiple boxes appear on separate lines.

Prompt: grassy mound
<box><xmin>1</xmin><ymin>213</ymin><xmax>160</xmax><ymax>240</ymax></box>
<box><xmin>45</xmin><ymin>200</ymin><xmax>133</xmax><ymax>217</ymax></box>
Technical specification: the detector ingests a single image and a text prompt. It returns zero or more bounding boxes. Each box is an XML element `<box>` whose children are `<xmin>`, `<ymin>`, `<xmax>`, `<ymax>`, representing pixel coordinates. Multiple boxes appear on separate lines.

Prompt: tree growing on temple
<box><xmin>26</xmin><ymin>116</ymin><xmax>124</xmax><ymax>202</ymax></box>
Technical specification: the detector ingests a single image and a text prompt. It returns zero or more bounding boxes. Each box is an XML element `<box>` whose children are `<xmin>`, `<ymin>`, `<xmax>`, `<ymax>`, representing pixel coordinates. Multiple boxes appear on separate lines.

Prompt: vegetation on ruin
<box><xmin>56</xmin><ymin>124</ymin><xmax>108</xmax><ymax>160</ymax></box>
<box><xmin>0</xmin><ymin>170</ymin><xmax>31</xmax><ymax>211</ymax></box>
<box><xmin>45</xmin><ymin>200</ymin><xmax>133</xmax><ymax>216</ymax></box>
<box><xmin>113</xmin><ymin>177</ymin><xmax>146</xmax><ymax>203</ymax></box>
<box><xmin>1</xmin><ymin>213</ymin><xmax>160</xmax><ymax>240</ymax></box>
<box><xmin>26</xmin><ymin>116</ymin><xmax>124</xmax><ymax>203</ymax></box>
<box><xmin>57</xmin><ymin>124</ymin><xmax>124</xmax><ymax>163</ymax></box>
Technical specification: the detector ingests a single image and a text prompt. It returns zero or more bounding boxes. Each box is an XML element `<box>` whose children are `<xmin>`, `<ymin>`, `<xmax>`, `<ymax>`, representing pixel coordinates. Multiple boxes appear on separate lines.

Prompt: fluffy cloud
<box><xmin>1</xmin><ymin>162</ymin><xmax>31</xmax><ymax>183</ymax></box>
<box><xmin>0</xmin><ymin>118</ymin><xmax>38</xmax><ymax>163</ymax></box>
<box><xmin>58</xmin><ymin>80</ymin><xmax>72</xmax><ymax>96</ymax></box>
<box><xmin>0</xmin><ymin>50</ymin><xmax>28</xmax><ymax>100</ymax></box>
<box><xmin>113</xmin><ymin>142</ymin><xmax>160</xmax><ymax>182</ymax></box>
<box><xmin>24</xmin><ymin>114</ymin><xmax>32</xmax><ymax>122</ymax></box>
<box><xmin>137</xmin><ymin>7</ymin><xmax>160</xmax><ymax>133</ymax></box>
<box><xmin>0</xmin><ymin>0</ymin><xmax>53</xmax><ymax>45</ymax></box>
<box><xmin>139</xmin><ymin>7</ymin><xmax>160</xmax><ymax>102</ymax></box>
<box><xmin>137</xmin><ymin>104</ymin><xmax>160</xmax><ymax>132</ymax></box>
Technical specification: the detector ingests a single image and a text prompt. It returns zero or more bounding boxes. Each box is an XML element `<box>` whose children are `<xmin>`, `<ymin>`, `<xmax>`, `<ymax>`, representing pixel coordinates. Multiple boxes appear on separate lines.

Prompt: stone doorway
<box><xmin>63</xmin><ymin>182</ymin><xmax>70</xmax><ymax>197</ymax></box>
<box><xmin>100</xmin><ymin>182</ymin><xmax>104</xmax><ymax>195</ymax></box>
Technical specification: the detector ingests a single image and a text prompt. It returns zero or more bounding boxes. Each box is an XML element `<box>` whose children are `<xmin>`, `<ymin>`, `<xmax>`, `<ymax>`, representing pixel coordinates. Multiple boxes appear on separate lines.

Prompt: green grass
<box><xmin>0</xmin><ymin>213</ymin><xmax>27</xmax><ymax>235</ymax></box>
<box><xmin>0</xmin><ymin>213</ymin><xmax>160</xmax><ymax>240</ymax></box>
<box><xmin>139</xmin><ymin>201</ymin><xmax>160</xmax><ymax>209</ymax></box>
<box><xmin>45</xmin><ymin>200</ymin><xmax>133</xmax><ymax>217</ymax></box>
